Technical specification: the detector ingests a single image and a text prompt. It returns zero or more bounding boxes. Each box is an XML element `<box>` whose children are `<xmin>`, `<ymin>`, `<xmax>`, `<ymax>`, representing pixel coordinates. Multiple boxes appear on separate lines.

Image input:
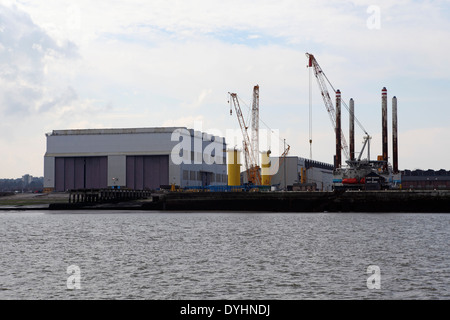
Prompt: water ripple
<box><xmin>0</xmin><ymin>211</ymin><xmax>448</xmax><ymax>299</ymax></box>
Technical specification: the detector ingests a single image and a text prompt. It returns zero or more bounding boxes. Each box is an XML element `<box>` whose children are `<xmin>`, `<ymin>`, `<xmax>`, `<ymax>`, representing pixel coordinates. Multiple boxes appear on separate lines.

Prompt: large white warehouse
<box><xmin>44</xmin><ymin>127</ymin><xmax>228</xmax><ymax>192</ymax></box>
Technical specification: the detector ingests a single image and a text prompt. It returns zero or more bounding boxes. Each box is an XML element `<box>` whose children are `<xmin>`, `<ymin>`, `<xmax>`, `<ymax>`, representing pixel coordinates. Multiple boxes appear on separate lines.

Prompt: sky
<box><xmin>1</xmin><ymin>0</ymin><xmax>449</xmax><ymax>178</ymax></box>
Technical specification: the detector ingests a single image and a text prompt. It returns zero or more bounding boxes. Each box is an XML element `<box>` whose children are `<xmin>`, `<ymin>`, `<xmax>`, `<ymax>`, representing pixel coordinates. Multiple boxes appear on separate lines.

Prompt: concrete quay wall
<box><xmin>145</xmin><ymin>190</ymin><xmax>450</xmax><ymax>213</ymax></box>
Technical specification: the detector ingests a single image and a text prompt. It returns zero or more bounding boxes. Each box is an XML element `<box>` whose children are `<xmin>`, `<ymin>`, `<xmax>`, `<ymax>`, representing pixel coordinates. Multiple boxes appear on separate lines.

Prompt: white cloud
<box><xmin>0</xmin><ymin>4</ymin><xmax>79</xmax><ymax>116</ymax></box>
<box><xmin>0</xmin><ymin>0</ymin><xmax>449</xmax><ymax>177</ymax></box>
<box><xmin>399</xmin><ymin>127</ymin><xmax>450</xmax><ymax>170</ymax></box>
<box><xmin>162</xmin><ymin>115</ymin><xmax>205</xmax><ymax>128</ymax></box>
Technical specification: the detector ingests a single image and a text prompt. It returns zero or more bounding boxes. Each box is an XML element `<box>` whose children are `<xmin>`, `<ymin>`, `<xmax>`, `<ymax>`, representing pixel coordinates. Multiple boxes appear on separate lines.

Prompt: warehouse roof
<box><xmin>46</xmin><ymin>127</ymin><xmax>185</xmax><ymax>136</ymax></box>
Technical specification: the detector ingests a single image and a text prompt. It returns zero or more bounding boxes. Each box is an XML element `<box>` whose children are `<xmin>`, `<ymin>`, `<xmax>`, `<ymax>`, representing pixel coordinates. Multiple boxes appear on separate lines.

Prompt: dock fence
<box><xmin>69</xmin><ymin>189</ymin><xmax>152</xmax><ymax>204</ymax></box>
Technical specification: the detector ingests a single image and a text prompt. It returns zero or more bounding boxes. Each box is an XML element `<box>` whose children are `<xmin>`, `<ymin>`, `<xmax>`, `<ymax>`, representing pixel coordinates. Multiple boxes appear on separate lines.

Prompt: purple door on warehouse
<box><xmin>54</xmin><ymin>157</ymin><xmax>107</xmax><ymax>191</ymax></box>
<box><xmin>126</xmin><ymin>155</ymin><xmax>169</xmax><ymax>190</ymax></box>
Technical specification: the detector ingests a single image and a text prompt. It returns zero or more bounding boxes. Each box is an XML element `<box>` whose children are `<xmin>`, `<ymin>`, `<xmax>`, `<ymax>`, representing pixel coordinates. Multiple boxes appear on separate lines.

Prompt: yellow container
<box><xmin>300</xmin><ymin>167</ymin><xmax>306</xmax><ymax>184</ymax></box>
<box><xmin>227</xmin><ymin>149</ymin><xmax>241</xmax><ymax>186</ymax></box>
<box><xmin>261</xmin><ymin>150</ymin><xmax>272</xmax><ymax>186</ymax></box>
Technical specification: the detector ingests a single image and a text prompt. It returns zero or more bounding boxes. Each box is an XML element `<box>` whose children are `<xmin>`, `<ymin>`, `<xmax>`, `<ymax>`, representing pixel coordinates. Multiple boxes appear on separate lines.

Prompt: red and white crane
<box><xmin>251</xmin><ymin>85</ymin><xmax>260</xmax><ymax>169</ymax></box>
<box><xmin>306</xmin><ymin>53</ymin><xmax>350</xmax><ymax>161</ymax></box>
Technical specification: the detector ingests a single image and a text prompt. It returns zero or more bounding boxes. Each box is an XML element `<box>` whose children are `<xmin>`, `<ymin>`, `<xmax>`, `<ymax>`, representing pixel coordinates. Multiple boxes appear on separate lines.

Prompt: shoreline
<box><xmin>1</xmin><ymin>190</ymin><xmax>450</xmax><ymax>213</ymax></box>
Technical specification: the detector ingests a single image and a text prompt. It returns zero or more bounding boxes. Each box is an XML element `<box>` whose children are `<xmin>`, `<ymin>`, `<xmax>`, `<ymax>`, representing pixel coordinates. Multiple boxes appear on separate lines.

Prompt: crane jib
<box><xmin>306</xmin><ymin>53</ymin><xmax>371</xmax><ymax>161</ymax></box>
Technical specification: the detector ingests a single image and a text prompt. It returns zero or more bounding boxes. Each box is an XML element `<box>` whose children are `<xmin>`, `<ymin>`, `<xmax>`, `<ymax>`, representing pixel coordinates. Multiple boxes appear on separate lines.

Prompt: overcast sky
<box><xmin>1</xmin><ymin>0</ymin><xmax>449</xmax><ymax>178</ymax></box>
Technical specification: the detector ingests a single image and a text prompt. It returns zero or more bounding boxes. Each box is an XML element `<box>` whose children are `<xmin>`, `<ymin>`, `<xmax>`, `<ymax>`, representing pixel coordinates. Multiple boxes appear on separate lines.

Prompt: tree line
<box><xmin>0</xmin><ymin>177</ymin><xmax>44</xmax><ymax>192</ymax></box>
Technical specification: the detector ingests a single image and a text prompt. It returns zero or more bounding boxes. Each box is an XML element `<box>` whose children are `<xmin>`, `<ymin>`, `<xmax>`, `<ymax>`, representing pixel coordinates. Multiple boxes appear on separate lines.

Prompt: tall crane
<box><xmin>306</xmin><ymin>53</ymin><xmax>350</xmax><ymax>161</ymax></box>
<box><xmin>306</xmin><ymin>53</ymin><xmax>370</xmax><ymax>163</ymax></box>
<box><xmin>251</xmin><ymin>85</ymin><xmax>260</xmax><ymax>168</ymax></box>
<box><xmin>228</xmin><ymin>92</ymin><xmax>261</xmax><ymax>185</ymax></box>
<box><xmin>229</xmin><ymin>85</ymin><xmax>289</xmax><ymax>187</ymax></box>
<box><xmin>305</xmin><ymin>53</ymin><xmax>402</xmax><ymax>190</ymax></box>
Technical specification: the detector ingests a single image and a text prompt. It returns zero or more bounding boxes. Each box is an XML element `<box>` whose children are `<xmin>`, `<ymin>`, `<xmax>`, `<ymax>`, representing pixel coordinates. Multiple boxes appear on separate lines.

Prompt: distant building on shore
<box><xmin>22</xmin><ymin>174</ymin><xmax>32</xmax><ymax>186</ymax></box>
<box><xmin>401</xmin><ymin>169</ymin><xmax>450</xmax><ymax>190</ymax></box>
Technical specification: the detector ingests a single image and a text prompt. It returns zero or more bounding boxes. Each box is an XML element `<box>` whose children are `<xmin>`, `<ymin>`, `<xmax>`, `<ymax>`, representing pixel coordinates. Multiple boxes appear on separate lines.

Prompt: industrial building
<box><xmin>401</xmin><ymin>169</ymin><xmax>450</xmax><ymax>190</ymax></box>
<box><xmin>269</xmin><ymin>156</ymin><xmax>334</xmax><ymax>191</ymax></box>
<box><xmin>44</xmin><ymin>127</ymin><xmax>227</xmax><ymax>192</ymax></box>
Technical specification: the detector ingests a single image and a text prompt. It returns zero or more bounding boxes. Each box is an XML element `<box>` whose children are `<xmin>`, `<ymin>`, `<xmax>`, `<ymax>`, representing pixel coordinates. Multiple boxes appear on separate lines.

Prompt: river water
<box><xmin>0</xmin><ymin>211</ymin><xmax>448</xmax><ymax>300</ymax></box>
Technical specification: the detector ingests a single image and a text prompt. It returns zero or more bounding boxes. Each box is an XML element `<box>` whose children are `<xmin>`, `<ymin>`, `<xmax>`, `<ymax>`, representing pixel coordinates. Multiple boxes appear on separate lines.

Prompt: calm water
<box><xmin>0</xmin><ymin>211</ymin><xmax>448</xmax><ymax>300</ymax></box>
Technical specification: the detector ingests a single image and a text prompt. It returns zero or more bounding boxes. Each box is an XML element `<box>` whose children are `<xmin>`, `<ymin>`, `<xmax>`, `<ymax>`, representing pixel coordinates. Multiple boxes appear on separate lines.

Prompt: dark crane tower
<box><xmin>335</xmin><ymin>90</ymin><xmax>342</xmax><ymax>169</ymax></box>
<box><xmin>392</xmin><ymin>96</ymin><xmax>399</xmax><ymax>173</ymax></box>
<box><xmin>382</xmin><ymin>87</ymin><xmax>388</xmax><ymax>171</ymax></box>
<box><xmin>349</xmin><ymin>98</ymin><xmax>355</xmax><ymax>161</ymax></box>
